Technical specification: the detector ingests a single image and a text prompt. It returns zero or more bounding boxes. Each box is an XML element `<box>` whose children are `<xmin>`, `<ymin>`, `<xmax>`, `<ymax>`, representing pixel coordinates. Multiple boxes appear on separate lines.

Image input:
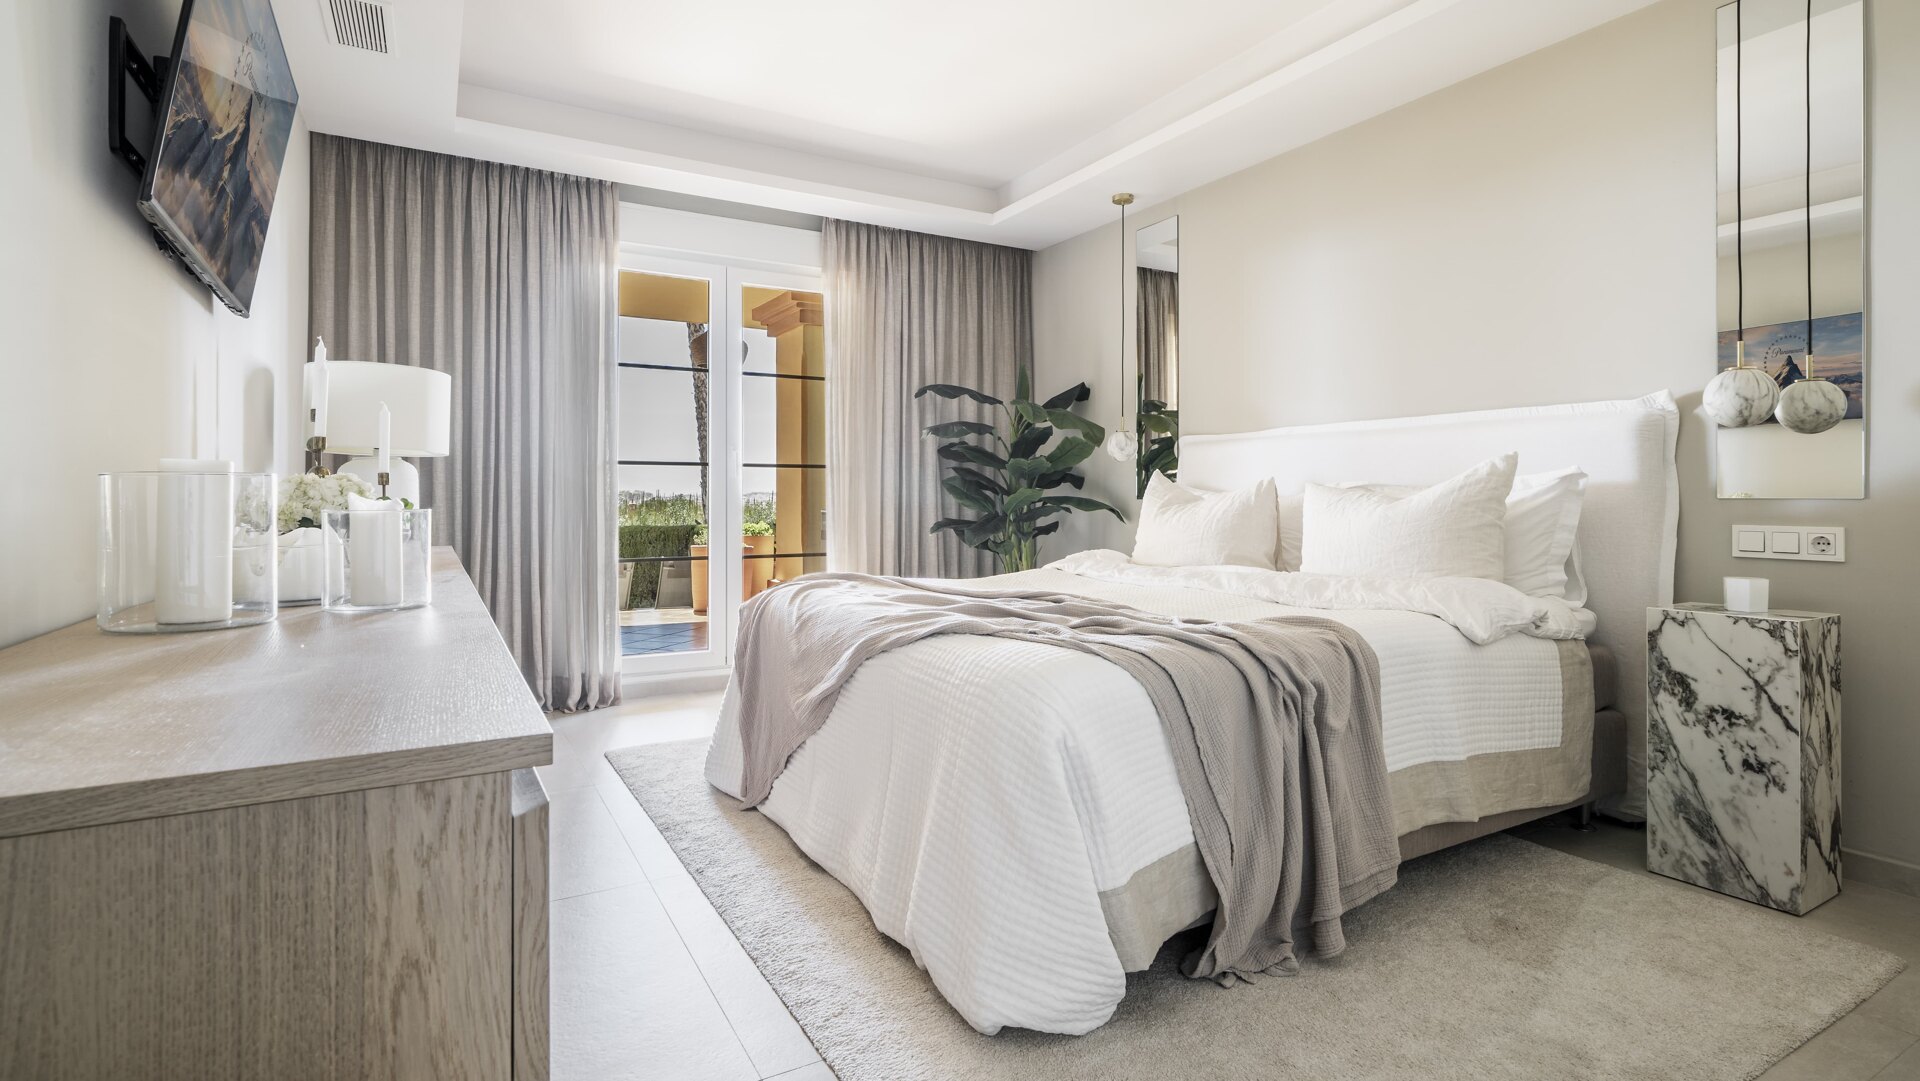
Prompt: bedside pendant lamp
<box><xmin>1102</xmin><ymin>193</ymin><xmax>1138</xmax><ymax>463</ymax></box>
<box><xmin>1776</xmin><ymin>0</ymin><xmax>1846</xmax><ymax>436</ymax></box>
<box><xmin>1704</xmin><ymin>0</ymin><xmax>1781</xmax><ymax>430</ymax></box>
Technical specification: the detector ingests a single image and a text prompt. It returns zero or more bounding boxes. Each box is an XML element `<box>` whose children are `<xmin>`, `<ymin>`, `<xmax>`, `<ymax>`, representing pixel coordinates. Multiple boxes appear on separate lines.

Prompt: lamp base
<box><xmin>339</xmin><ymin>457</ymin><xmax>420</xmax><ymax>504</ymax></box>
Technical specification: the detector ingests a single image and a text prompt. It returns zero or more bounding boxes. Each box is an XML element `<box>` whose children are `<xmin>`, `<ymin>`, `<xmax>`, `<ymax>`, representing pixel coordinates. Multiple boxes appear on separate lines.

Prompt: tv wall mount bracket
<box><xmin>108</xmin><ymin>17</ymin><xmax>170</xmax><ymax>179</ymax></box>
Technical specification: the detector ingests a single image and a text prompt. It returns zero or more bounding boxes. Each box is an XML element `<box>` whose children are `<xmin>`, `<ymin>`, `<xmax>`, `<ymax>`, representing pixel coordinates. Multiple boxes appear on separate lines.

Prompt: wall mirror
<box><xmin>1134</xmin><ymin>216</ymin><xmax>1180</xmax><ymax>496</ymax></box>
<box><xmin>1713</xmin><ymin>0</ymin><xmax>1864</xmax><ymax>499</ymax></box>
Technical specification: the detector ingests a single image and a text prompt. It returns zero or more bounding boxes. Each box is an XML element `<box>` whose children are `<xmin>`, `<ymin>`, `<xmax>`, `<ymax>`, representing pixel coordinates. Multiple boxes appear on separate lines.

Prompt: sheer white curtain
<box><xmin>823</xmin><ymin>219</ymin><xmax>1031</xmax><ymax>578</ymax></box>
<box><xmin>310</xmin><ymin>134</ymin><xmax>621</xmax><ymax>711</ymax></box>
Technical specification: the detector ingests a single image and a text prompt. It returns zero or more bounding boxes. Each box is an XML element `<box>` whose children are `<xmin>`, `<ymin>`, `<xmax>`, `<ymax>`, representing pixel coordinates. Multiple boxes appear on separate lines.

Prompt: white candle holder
<box><xmin>96</xmin><ymin>470</ymin><xmax>278</xmax><ymax>633</ymax></box>
<box><xmin>321</xmin><ymin>506</ymin><xmax>432</xmax><ymax>612</ymax></box>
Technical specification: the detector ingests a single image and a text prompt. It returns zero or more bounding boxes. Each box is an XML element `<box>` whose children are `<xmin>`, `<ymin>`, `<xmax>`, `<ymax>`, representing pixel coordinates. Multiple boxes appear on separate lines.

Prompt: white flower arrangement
<box><xmin>277</xmin><ymin>472</ymin><xmax>371</xmax><ymax>533</ymax></box>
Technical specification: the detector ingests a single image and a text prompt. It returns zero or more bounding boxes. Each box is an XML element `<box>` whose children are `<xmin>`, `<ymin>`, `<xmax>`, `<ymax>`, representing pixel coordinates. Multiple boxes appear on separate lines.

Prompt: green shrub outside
<box><xmin>620</xmin><ymin>523</ymin><xmax>699</xmax><ymax>608</ymax></box>
<box><xmin>615</xmin><ymin>489</ymin><xmax>779</xmax><ymax>608</ymax></box>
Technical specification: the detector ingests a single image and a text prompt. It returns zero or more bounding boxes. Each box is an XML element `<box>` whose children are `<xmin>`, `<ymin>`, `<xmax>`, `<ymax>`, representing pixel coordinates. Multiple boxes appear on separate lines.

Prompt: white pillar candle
<box><xmin>155</xmin><ymin>458</ymin><xmax>234</xmax><ymax>624</ymax></box>
<box><xmin>311</xmin><ymin>339</ymin><xmax>330</xmax><ymax>439</ymax></box>
<box><xmin>346</xmin><ymin>492</ymin><xmax>403</xmax><ymax>607</ymax></box>
<box><xmin>375</xmin><ymin>401</ymin><xmax>391</xmax><ymax>483</ymax></box>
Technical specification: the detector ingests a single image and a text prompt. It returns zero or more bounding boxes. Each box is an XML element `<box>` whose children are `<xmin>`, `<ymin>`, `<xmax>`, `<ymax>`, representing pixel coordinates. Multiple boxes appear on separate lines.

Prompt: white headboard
<box><xmin>1180</xmin><ymin>392</ymin><xmax>1680</xmax><ymax>818</ymax></box>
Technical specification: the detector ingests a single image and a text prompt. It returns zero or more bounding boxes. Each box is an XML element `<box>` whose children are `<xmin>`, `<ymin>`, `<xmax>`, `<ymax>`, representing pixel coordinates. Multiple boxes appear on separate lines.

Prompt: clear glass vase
<box><xmin>97</xmin><ymin>469</ymin><xmax>278</xmax><ymax>633</ymax></box>
<box><xmin>321</xmin><ymin>507</ymin><xmax>432</xmax><ymax>612</ymax></box>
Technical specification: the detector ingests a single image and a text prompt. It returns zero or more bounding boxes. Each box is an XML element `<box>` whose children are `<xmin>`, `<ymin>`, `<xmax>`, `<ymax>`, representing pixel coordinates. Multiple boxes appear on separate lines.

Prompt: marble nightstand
<box><xmin>1646</xmin><ymin>603</ymin><xmax>1841</xmax><ymax>915</ymax></box>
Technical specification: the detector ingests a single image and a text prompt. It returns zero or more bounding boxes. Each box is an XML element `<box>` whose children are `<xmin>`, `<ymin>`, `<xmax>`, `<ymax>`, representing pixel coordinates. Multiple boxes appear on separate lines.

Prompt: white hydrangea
<box><xmin>278</xmin><ymin>472</ymin><xmax>371</xmax><ymax>533</ymax></box>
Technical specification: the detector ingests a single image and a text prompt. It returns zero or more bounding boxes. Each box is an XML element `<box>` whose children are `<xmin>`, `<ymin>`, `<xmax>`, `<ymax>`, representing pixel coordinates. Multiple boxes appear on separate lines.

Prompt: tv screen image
<box><xmin>139</xmin><ymin>0</ymin><xmax>298</xmax><ymax>317</ymax></box>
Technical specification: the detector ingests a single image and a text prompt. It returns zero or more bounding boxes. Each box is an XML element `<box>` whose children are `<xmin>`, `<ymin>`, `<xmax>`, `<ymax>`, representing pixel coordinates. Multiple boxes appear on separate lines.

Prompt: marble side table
<box><xmin>1646</xmin><ymin>603</ymin><xmax>1841</xmax><ymax>915</ymax></box>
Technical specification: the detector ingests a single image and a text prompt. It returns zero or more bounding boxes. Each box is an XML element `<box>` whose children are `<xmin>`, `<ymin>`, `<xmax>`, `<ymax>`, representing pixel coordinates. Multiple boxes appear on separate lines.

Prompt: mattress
<box><xmin>705</xmin><ymin>557</ymin><xmax>1594</xmax><ymax>1034</ymax></box>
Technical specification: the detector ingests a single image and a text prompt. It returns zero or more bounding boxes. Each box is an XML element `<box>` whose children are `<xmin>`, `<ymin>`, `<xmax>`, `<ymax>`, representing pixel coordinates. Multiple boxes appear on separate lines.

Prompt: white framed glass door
<box><xmin>615</xmin><ymin>256</ymin><xmax>824</xmax><ymax>677</ymax></box>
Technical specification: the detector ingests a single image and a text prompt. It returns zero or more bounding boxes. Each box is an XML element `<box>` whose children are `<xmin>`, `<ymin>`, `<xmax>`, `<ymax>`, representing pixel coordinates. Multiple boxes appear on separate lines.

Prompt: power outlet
<box><xmin>1731</xmin><ymin>525</ymin><xmax>1846</xmax><ymax>563</ymax></box>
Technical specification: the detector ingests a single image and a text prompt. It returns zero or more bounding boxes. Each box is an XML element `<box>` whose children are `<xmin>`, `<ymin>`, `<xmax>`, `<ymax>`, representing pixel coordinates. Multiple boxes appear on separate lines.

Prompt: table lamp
<box><xmin>323</xmin><ymin>361</ymin><xmax>451</xmax><ymax>505</ymax></box>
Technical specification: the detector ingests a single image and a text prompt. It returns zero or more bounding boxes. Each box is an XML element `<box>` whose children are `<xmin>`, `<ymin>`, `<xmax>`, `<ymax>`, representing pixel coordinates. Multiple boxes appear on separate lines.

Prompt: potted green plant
<box><xmin>917</xmin><ymin>370</ymin><xmax>1123</xmax><ymax>573</ymax></box>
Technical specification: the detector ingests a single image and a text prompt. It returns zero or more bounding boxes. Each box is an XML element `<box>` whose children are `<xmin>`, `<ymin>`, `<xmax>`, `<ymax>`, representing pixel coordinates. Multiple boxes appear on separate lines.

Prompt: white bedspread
<box><xmin>705</xmin><ymin>554</ymin><xmax>1589</xmax><ymax>1035</ymax></box>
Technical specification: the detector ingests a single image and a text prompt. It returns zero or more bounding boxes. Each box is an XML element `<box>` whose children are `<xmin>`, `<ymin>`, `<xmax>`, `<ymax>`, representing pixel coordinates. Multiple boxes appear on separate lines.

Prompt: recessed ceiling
<box><xmin>458</xmin><ymin>0</ymin><xmax>1341</xmax><ymax>189</ymax></box>
<box><xmin>279</xmin><ymin>0</ymin><xmax>1665</xmax><ymax>248</ymax></box>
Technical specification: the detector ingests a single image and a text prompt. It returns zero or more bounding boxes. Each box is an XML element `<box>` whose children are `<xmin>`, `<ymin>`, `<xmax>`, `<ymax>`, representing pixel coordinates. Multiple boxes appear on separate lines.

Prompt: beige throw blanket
<box><xmin>731</xmin><ymin>573</ymin><xmax>1400</xmax><ymax>983</ymax></box>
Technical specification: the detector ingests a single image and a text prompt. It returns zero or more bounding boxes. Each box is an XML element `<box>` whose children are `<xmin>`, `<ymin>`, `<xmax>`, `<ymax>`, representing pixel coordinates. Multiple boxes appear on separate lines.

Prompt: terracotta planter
<box><xmin>744</xmin><ymin>535</ymin><xmax>775</xmax><ymax>600</ymax></box>
<box><xmin>689</xmin><ymin>537</ymin><xmax>776</xmax><ymax>613</ymax></box>
<box><xmin>689</xmin><ymin>544</ymin><xmax>709</xmax><ymax>615</ymax></box>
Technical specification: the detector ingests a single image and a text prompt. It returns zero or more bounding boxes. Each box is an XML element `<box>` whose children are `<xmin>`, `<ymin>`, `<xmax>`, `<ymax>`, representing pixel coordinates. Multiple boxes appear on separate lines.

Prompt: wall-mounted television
<box><xmin>134</xmin><ymin>0</ymin><xmax>299</xmax><ymax>317</ymax></box>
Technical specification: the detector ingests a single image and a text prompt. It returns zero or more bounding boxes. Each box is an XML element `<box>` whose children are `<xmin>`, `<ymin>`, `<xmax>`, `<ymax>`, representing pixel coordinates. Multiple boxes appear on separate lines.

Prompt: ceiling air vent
<box><xmin>322</xmin><ymin>0</ymin><xmax>390</xmax><ymax>54</ymax></box>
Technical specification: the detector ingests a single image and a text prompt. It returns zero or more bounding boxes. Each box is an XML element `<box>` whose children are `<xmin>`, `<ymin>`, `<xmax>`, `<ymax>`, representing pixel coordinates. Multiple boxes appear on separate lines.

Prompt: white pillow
<box><xmin>1132</xmin><ymin>473</ymin><xmax>1279</xmax><ymax>569</ymax></box>
<box><xmin>1340</xmin><ymin>467</ymin><xmax>1589</xmax><ymax>603</ymax></box>
<box><xmin>1299</xmin><ymin>453</ymin><xmax>1517</xmax><ymax>580</ymax></box>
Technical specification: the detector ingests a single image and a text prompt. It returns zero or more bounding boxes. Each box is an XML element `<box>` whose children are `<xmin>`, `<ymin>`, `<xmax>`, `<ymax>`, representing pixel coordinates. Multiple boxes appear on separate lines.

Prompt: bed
<box><xmin>705</xmin><ymin>392</ymin><xmax>1679</xmax><ymax>1036</ymax></box>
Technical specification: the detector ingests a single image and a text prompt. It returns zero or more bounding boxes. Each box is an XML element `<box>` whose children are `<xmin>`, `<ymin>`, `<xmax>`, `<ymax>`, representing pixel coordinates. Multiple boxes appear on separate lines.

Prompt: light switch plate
<box><xmin>1731</xmin><ymin>524</ymin><xmax>1846</xmax><ymax>562</ymax></box>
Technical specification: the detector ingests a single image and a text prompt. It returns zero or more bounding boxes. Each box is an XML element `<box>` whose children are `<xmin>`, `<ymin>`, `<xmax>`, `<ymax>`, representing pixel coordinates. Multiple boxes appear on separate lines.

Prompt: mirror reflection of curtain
<box><xmin>1136</xmin><ymin>268</ymin><xmax>1180</xmax><ymax>407</ymax></box>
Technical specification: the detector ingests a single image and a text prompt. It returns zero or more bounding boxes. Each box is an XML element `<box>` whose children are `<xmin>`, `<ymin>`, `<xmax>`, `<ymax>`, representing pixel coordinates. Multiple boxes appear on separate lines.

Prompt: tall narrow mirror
<box><xmin>1135</xmin><ymin>216</ymin><xmax>1179</xmax><ymax>496</ymax></box>
<box><xmin>1714</xmin><ymin>0</ymin><xmax>1865</xmax><ymax>499</ymax></box>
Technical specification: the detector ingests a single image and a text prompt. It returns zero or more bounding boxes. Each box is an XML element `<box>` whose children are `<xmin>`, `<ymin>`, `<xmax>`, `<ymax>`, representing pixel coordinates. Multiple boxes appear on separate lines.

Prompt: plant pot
<box><xmin>690</xmin><ymin>544</ymin><xmax>709</xmax><ymax>615</ymax></box>
<box><xmin>744</xmin><ymin>535</ymin><xmax>775</xmax><ymax>600</ymax></box>
<box><xmin>277</xmin><ymin>527</ymin><xmax>324</xmax><ymax>605</ymax></box>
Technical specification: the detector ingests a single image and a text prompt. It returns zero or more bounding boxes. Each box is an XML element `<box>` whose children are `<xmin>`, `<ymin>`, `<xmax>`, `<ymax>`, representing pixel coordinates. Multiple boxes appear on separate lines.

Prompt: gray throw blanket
<box><xmin>730</xmin><ymin>572</ymin><xmax>1402</xmax><ymax>983</ymax></box>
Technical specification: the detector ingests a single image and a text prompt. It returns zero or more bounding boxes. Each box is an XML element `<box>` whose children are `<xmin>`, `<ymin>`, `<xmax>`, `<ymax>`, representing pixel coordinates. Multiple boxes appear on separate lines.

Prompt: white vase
<box><xmin>278</xmin><ymin>527</ymin><xmax>325</xmax><ymax>604</ymax></box>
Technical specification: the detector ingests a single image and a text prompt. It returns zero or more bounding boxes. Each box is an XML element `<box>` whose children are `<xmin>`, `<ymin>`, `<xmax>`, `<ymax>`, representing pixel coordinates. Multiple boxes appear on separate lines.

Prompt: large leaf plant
<box><xmin>916</xmin><ymin>370</ymin><xmax>1125</xmax><ymax>573</ymax></box>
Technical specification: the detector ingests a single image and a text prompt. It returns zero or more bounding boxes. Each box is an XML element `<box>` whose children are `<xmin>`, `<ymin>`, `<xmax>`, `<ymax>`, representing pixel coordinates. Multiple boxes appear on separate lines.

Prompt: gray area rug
<box><xmin>609</xmin><ymin>739</ymin><xmax>1903</xmax><ymax>1081</ymax></box>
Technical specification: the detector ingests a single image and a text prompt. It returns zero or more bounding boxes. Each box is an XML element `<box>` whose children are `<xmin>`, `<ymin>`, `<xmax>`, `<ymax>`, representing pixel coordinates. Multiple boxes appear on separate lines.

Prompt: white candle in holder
<box><xmin>311</xmin><ymin>339</ymin><xmax>330</xmax><ymax>439</ymax></box>
<box><xmin>155</xmin><ymin>458</ymin><xmax>234</xmax><ymax>624</ymax></box>
<box><xmin>376</xmin><ymin>401</ymin><xmax>391</xmax><ymax>489</ymax></box>
<box><xmin>346</xmin><ymin>492</ymin><xmax>404</xmax><ymax>607</ymax></box>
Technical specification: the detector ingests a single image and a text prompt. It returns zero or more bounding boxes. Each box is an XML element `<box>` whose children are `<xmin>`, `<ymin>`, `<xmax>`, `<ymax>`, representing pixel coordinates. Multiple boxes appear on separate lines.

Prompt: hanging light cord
<box><xmin>1735</xmin><ymin>0</ymin><xmax>1745</xmax><ymax>352</ymax></box>
<box><xmin>1117</xmin><ymin>198</ymin><xmax>1128</xmax><ymax>422</ymax></box>
<box><xmin>1804</xmin><ymin>0</ymin><xmax>1815</xmax><ymax>375</ymax></box>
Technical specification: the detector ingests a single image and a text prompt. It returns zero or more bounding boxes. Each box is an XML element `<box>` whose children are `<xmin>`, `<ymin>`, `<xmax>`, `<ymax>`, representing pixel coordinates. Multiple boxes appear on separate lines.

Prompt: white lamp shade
<box><xmin>324</xmin><ymin>361</ymin><xmax>452</xmax><ymax>457</ymax></box>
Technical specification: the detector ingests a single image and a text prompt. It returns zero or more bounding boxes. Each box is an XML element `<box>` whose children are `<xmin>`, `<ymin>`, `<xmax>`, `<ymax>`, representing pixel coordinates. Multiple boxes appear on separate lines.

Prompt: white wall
<box><xmin>0</xmin><ymin>0</ymin><xmax>311</xmax><ymax>647</ymax></box>
<box><xmin>1033</xmin><ymin>0</ymin><xmax>1920</xmax><ymax>872</ymax></box>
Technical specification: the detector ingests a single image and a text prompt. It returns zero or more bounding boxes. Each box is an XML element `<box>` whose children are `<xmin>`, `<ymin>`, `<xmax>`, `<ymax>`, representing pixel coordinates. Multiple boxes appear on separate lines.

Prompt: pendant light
<box><xmin>1102</xmin><ymin>193</ymin><xmax>1139</xmax><ymax>463</ymax></box>
<box><xmin>1776</xmin><ymin>0</ymin><xmax>1847</xmax><ymax>435</ymax></box>
<box><xmin>1703</xmin><ymin>0</ymin><xmax>1782</xmax><ymax>429</ymax></box>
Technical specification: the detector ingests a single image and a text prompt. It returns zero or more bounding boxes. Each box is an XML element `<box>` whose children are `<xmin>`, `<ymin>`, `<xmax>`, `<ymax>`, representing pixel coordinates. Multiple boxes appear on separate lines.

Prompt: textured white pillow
<box><xmin>1300</xmin><ymin>453</ymin><xmax>1517</xmax><ymax>580</ymax></box>
<box><xmin>1341</xmin><ymin>467</ymin><xmax>1589</xmax><ymax>602</ymax></box>
<box><xmin>1132</xmin><ymin>473</ymin><xmax>1279</xmax><ymax>569</ymax></box>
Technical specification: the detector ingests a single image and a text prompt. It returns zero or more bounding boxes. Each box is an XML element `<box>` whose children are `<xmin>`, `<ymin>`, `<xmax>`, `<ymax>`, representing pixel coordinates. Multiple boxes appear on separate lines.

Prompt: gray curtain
<box><xmin>310</xmin><ymin>134</ymin><xmax>621</xmax><ymax>712</ymax></box>
<box><xmin>1137</xmin><ymin>268</ymin><xmax>1179</xmax><ymax>407</ymax></box>
<box><xmin>823</xmin><ymin>219</ymin><xmax>1031</xmax><ymax>578</ymax></box>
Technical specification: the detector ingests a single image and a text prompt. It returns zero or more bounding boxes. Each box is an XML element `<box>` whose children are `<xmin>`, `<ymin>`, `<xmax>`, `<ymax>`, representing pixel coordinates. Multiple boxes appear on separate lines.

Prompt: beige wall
<box><xmin>0</xmin><ymin>0</ymin><xmax>312</xmax><ymax>647</ymax></box>
<box><xmin>1033</xmin><ymin>0</ymin><xmax>1920</xmax><ymax>870</ymax></box>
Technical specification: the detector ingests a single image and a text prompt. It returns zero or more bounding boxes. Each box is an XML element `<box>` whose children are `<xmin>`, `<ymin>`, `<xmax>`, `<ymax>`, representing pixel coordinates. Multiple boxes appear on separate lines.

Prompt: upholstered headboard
<box><xmin>1180</xmin><ymin>392</ymin><xmax>1680</xmax><ymax>818</ymax></box>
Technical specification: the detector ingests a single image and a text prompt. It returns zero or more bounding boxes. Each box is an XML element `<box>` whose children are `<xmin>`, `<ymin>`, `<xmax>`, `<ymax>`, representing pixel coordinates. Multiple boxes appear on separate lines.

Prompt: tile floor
<box><xmin>543</xmin><ymin>691</ymin><xmax>1920</xmax><ymax>1081</ymax></box>
<box><xmin>618</xmin><ymin>622</ymin><xmax>709</xmax><ymax>657</ymax></box>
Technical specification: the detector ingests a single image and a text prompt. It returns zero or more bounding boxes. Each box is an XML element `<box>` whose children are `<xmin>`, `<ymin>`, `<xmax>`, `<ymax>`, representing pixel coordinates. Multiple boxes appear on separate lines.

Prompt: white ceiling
<box><xmin>280</xmin><ymin>0</ymin><xmax>1666</xmax><ymax>249</ymax></box>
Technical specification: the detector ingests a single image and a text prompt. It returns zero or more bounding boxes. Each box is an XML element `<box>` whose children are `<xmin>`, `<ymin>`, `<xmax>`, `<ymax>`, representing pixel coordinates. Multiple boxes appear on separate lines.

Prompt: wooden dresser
<box><xmin>0</xmin><ymin>548</ymin><xmax>553</xmax><ymax>1080</ymax></box>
